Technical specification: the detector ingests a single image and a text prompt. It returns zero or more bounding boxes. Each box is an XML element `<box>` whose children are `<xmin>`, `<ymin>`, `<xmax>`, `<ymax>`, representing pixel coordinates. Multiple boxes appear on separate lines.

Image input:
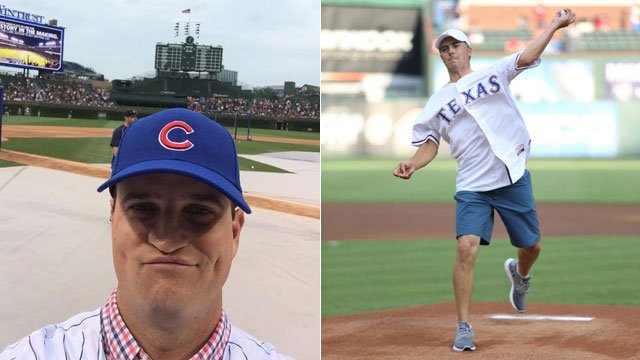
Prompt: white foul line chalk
<box><xmin>490</xmin><ymin>314</ymin><xmax>594</xmax><ymax>322</ymax></box>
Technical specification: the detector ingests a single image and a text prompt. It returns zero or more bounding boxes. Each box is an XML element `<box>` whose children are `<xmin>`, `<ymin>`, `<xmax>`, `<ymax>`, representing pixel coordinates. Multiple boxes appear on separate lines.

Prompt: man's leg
<box><xmin>452</xmin><ymin>191</ymin><xmax>492</xmax><ymax>351</ymax></box>
<box><xmin>517</xmin><ymin>241</ymin><xmax>541</xmax><ymax>277</ymax></box>
<box><xmin>452</xmin><ymin>234</ymin><xmax>481</xmax><ymax>351</ymax></box>
<box><xmin>453</xmin><ymin>235</ymin><xmax>481</xmax><ymax>323</ymax></box>
<box><xmin>496</xmin><ymin>171</ymin><xmax>541</xmax><ymax>312</ymax></box>
<box><xmin>504</xmin><ymin>241</ymin><xmax>540</xmax><ymax>312</ymax></box>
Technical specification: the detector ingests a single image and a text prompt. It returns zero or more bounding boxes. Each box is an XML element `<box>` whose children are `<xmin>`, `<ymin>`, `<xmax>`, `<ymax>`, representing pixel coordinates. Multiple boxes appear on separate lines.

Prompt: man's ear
<box><xmin>231</xmin><ymin>209</ymin><xmax>245</xmax><ymax>258</ymax></box>
<box><xmin>109</xmin><ymin>197</ymin><xmax>115</xmax><ymax>222</ymax></box>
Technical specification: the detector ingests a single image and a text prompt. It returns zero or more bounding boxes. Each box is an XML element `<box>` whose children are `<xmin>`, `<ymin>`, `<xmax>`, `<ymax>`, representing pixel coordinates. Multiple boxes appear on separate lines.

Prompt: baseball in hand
<box><xmin>559</xmin><ymin>9</ymin><xmax>568</xmax><ymax>16</ymax></box>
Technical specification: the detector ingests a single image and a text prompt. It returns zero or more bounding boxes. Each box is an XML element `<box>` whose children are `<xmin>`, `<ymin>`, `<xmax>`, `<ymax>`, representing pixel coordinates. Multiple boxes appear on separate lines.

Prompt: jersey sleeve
<box><xmin>411</xmin><ymin>107</ymin><xmax>441</xmax><ymax>148</ymax></box>
<box><xmin>495</xmin><ymin>51</ymin><xmax>541</xmax><ymax>83</ymax></box>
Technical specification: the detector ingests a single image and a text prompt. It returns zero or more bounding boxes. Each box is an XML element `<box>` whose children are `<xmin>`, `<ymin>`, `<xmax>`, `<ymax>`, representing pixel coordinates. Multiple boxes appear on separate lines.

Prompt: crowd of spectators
<box><xmin>187</xmin><ymin>95</ymin><xmax>319</xmax><ymax>119</ymax></box>
<box><xmin>2</xmin><ymin>78</ymin><xmax>116</xmax><ymax>108</ymax></box>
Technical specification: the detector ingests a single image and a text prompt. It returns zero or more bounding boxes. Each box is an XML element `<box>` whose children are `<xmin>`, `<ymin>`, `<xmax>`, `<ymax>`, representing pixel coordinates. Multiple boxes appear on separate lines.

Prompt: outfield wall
<box><xmin>3</xmin><ymin>101</ymin><xmax>320</xmax><ymax>132</ymax></box>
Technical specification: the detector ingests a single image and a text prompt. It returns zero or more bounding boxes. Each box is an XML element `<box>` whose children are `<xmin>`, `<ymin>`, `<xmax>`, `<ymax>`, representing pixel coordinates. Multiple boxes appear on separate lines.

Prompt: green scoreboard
<box><xmin>155</xmin><ymin>36</ymin><xmax>223</xmax><ymax>73</ymax></box>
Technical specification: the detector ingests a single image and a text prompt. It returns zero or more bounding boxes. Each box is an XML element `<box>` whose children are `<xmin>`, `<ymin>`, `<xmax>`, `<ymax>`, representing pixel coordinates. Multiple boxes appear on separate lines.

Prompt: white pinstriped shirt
<box><xmin>0</xmin><ymin>308</ymin><xmax>293</xmax><ymax>360</ymax></box>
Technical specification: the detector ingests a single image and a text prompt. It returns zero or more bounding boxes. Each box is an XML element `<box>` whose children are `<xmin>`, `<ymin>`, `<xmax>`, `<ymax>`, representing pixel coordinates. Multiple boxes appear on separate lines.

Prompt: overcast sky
<box><xmin>8</xmin><ymin>0</ymin><xmax>320</xmax><ymax>87</ymax></box>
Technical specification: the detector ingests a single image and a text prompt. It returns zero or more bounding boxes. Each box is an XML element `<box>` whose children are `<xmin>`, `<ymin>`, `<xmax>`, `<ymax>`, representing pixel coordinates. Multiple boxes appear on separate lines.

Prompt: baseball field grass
<box><xmin>2</xmin><ymin>116</ymin><xmax>320</xmax><ymax>140</ymax></box>
<box><xmin>1</xmin><ymin>138</ymin><xmax>295</xmax><ymax>172</ymax></box>
<box><xmin>1</xmin><ymin>115</ymin><xmax>319</xmax><ymax>172</ymax></box>
<box><xmin>322</xmin><ymin>158</ymin><xmax>640</xmax><ymax>203</ymax></box>
<box><xmin>3</xmin><ymin>116</ymin><xmax>120</xmax><ymax>128</ymax></box>
<box><xmin>322</xmin><ymin>156</ymin><xmax>640</xmax><ymax>318</ymax></box>
<box><xmin>0</xmin><ymin>159</ymin><xmax>21</xmax><ymax>168</ymax></box>
<box><xmin>321</xmin><ymin>236</ymin><xmax>640</xmax><ymax>317</ymax></box>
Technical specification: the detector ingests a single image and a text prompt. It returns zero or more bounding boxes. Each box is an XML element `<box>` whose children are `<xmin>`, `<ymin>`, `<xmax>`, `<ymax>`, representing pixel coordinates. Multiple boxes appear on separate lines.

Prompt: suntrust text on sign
<box><xmin>0</xmin><ymin>4</ymin><xmax>45</xmax><ymax>24</ymax></box>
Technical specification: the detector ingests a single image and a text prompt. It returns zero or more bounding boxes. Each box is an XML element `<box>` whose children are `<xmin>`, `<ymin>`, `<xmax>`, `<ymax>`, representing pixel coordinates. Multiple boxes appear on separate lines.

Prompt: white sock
<box><xmin>517</xmin><ymin>265</ymin><xmax>530</xmax><ymax>279</ymax></box>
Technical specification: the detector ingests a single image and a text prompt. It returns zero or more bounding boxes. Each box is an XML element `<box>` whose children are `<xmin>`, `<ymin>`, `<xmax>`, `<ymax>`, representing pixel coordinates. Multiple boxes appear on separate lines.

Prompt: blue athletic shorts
<box><xmin>454</xmin><ymin>170</ymin><xmax>540</xmax><ymax>248</ymax></box>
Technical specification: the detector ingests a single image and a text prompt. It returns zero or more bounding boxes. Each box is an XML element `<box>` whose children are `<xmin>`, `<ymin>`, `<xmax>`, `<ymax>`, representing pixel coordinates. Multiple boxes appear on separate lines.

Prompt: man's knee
<box><xmin>456</xmin><ymin>235</ymin><xmax>481</xmax><ymax>263</ymax></box>
<box><xmin>526</xmin><ymin>241</ymin><xmax>541</xmax><ymax>254</ymax></box>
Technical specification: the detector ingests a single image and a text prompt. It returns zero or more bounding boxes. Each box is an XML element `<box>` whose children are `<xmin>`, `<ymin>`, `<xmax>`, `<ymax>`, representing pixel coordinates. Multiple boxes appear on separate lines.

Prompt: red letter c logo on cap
<box><xmin>159</xmin><ymin>121</ymin><xmax>194</xmax><ymax>151</ymax></box>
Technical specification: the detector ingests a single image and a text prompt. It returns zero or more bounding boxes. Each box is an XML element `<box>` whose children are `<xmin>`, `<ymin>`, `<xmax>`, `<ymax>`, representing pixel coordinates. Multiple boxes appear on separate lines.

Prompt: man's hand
<box><xmin>393</xmin><ymin>162</ymin><xmax>416</xmax><ymax>180</ymax></box>
<box><xmin>551</xmin><ymin>8</ymin><xmax>576</xmax><ymax>30</ymax></box>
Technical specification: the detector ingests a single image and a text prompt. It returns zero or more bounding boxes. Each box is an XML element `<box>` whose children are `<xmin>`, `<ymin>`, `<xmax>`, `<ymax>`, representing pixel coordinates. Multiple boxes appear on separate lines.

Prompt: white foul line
<box><xmin>490</xmin><ymin>314</ymin><xmax>594</xmax><ymax>322</ymax></box>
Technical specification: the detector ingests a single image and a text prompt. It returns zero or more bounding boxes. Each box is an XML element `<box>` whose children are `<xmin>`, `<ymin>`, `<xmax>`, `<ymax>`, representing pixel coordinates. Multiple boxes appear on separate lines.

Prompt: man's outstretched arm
<box><xmin>518</xmin><ymin>8</ymin><xmax>576</xmax><ymax>67</ymax></box>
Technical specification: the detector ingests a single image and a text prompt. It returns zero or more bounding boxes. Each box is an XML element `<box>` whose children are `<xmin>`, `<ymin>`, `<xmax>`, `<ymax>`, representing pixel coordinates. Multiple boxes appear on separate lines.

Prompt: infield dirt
<box><xmin>322</xmin><ymin>203</ymin><xmax>640</xmax><ymax>240</ymax></box>
<box><xmin>322</xmin><ymin>302</ymin><xmax>640</xmax><ymax>359</ymax></box>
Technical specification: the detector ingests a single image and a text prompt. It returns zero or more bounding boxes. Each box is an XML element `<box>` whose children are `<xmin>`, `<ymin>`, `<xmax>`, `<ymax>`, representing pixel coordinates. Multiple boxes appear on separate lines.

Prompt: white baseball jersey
<box><xmin>412</xmin><ymin>52</ymin><xmax>540</xmax><ymax>192</ymax></box>
<box><xmin>0</xmin><ymin>309</ymin><xmax>293</xmax><ymax>360</ymax></box>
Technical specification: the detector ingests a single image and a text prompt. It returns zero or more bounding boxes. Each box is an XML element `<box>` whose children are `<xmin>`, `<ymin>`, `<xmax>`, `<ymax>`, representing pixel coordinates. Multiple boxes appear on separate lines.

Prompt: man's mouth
<box><xmin>144</xmin><ymin>256</ymin><xmax>196</xmax><ymax>267</ymax></box>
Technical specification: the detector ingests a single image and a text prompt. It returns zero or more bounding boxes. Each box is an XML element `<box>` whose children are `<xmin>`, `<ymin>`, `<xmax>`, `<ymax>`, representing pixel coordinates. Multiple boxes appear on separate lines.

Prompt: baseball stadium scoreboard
<box><xmin>0</xmin><ymin>11</ymin><xmax>64</xmax><ymax>72</ymax></box>
<box><xmin>155</xmin><ymin>35</ymin><xmax>222</xmax><ymax>73</ymax></box>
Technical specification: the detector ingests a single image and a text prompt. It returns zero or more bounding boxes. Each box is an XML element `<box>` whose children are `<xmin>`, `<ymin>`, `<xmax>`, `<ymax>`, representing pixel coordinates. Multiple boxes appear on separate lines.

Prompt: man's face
<box><xmin>124</xmin><ymin>115</ymin><xmax>137</xmax><ymax>125</ymax></box>
<box><xmin>439</xmin><ymin>37</ymin><xmax>472</xmax><ymax>71</ymax></box>
<box><xmin>110</xmin><ymin>173</ymin><xmax>244</xmax><ymax>312</ymax></box>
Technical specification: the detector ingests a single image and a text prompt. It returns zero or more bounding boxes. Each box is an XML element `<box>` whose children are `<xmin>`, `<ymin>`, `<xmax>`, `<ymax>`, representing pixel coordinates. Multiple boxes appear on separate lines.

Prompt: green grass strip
<box><xmin>322</xmin><ymin>158</ymin><xmax>640</xmax><ymax>204</ymax></box>
<box><xmin>234</xmin><ymin>139</ymin><xmax>318</xmax><ymax>154</ymax></box>
<box><xmin>239</xmin><ymin>157</ymin><xmax>288</xmax><ymax>173</ymax></box>
<box><xmin>3</xmin><ymin>138</ymin><xmax>112</xmax><ymax>163</ymax></box>
<box><xmin>0</xmin><ymin>159</ymin><xmax>22</xmax><ymax>168</ymax></box>
<box><xmin>3</xmin><ymin>116</ymin><xmax>120</xmax><ymax>128</ymax></box>
<box><xmin>227</xmin><ymin>127</ymin><xmax>319</xmax><ymax>140</ymax></box>
<box><xmin>3</xmin><ymin>116</ymin><xmax>319</xmax><ymax>140</ymax></box>
<box><xmin>321</xmin><ymin>236</ymin><xmax>640</xmax><ymax>317</ymax></box>
<box><xmin>0</xmin><ymin>138</ymin><xmax>295</xmax><ymax>173</ymax></box>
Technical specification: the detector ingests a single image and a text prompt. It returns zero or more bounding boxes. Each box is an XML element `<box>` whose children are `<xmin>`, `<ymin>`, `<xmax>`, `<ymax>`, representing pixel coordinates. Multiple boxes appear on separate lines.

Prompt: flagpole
<box><xmin>181</xmin><ymin>9</ymin><xmax>192</xmax><ymax>36</ymax></box>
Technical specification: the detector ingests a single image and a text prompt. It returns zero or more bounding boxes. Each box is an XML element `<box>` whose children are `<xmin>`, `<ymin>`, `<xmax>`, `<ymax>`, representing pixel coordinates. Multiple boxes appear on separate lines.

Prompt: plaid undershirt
<box><xmin>100</xmin><ymin>289</ymin><xmax>230</xmax><ymax>360</ymax></box>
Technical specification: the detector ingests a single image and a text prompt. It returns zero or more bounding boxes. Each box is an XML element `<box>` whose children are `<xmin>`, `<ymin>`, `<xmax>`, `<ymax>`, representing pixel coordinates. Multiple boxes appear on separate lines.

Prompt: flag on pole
<box><xmin>182</xmin><ymin>9</ymin><xmax>191</xmax><ymax>13</ymax></box>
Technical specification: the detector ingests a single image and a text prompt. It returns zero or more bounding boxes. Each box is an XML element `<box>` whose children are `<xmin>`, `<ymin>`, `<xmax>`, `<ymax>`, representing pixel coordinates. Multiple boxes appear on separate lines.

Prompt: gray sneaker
<box><xmin>452</xmin><ymin>321</ymin><xmax>476</xmax><ymax>352</ymax></box>
<box><xmin>504</xmin><ymin>258</ymin><xmax>532</xmax><ymax>312</ymax></box>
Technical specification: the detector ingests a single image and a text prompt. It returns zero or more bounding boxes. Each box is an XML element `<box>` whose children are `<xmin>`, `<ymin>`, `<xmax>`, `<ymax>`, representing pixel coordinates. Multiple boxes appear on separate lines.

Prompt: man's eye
<box><xmin>130</xmin><ymin>203</ymin><xmax>157</xmax><ymax>213</ymax></box>
<box><xmin>185</xmin><ymin>206</ymin><xmax>215</xmax><ymax>216</ymax></box>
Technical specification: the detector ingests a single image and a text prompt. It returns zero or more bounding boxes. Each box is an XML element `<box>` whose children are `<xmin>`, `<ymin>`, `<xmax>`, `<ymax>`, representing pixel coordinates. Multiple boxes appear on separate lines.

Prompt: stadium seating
<box><xmin>472</xmin><ymin>29</ymin><xmax>533</xmax><ymax>52</ymax></box>
<box><xmin>188</xmin><ymin>94</ymin><xmax>319</xmax><ymax>119</ymax></box>
<box><xmin>1</xmin><ymin>74</ymin><xmax>115</xmax><ymax>108</ymax></box>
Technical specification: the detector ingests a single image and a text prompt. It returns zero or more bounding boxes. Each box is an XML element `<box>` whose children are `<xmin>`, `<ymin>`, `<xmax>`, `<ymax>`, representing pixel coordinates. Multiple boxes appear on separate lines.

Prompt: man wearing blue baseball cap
<box><xmin>1</xmin><ymin>109</ymin><xmax>292</xmax><ymax>359</ymax></box>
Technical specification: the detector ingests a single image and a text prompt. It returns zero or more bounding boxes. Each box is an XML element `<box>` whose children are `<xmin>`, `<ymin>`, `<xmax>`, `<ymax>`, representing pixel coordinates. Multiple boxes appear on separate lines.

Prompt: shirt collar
<box><xmin>100</xmin><ymin>289</ymin><xmax>231</xmax><ymax>360</ymax></box>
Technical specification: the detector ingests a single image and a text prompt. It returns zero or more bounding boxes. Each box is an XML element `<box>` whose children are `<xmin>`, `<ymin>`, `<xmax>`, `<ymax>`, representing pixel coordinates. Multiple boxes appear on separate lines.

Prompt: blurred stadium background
<box><xmin>322</xmin><ymin>0</ymin><xmax>640</xmax><ymax>160</ymax></box>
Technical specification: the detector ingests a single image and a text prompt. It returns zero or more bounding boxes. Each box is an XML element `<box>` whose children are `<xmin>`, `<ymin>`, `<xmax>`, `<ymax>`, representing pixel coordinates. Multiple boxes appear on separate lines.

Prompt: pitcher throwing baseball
<box><xmin>394</xmin><ymin>9</ymin><xmax>576</xmax><ymax>352</ymax></box>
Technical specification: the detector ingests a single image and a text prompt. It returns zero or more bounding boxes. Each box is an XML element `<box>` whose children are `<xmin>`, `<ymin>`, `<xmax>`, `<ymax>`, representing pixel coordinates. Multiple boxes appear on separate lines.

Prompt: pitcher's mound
<box><xmin>322</xmin><ymin>302</ymin><xmax>640</xmax><ymax>359</ymax></box>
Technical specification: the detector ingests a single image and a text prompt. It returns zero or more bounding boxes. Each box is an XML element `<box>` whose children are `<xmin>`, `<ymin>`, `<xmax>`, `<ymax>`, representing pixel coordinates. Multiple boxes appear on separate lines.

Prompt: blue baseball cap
<box><xmin>97</xmin><ymin>108</ymin><xmax>251</xmax><ymax>214</ymax></box>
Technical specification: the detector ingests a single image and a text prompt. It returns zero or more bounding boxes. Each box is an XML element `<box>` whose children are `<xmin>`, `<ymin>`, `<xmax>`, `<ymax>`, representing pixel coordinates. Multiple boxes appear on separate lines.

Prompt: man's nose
<box><xmin>147</xmin><ymin>215</ymin><xmax>189</xmax><ymax>253</ymax></box>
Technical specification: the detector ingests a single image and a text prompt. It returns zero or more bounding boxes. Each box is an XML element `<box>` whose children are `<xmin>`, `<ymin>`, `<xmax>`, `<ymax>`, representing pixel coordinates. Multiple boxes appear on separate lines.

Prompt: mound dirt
<box><xmin>323</xmin><ymin>302</ymin><xmax>640</xmax><ymax>359</ymax></box>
